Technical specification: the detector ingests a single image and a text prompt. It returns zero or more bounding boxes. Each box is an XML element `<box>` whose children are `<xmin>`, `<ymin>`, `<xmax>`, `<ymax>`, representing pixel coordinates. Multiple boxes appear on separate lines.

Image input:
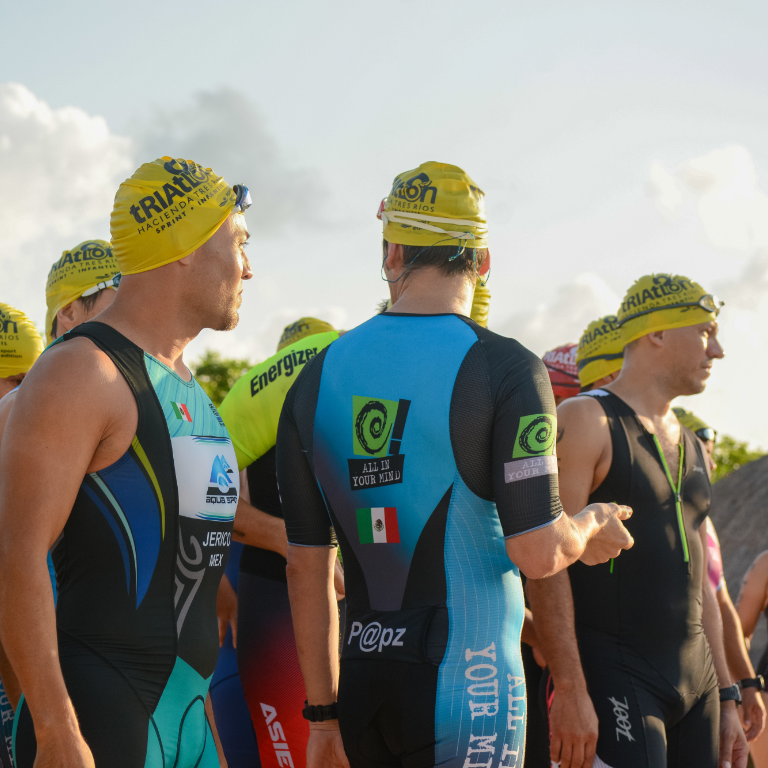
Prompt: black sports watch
<box><xmin>302</xmin><ymin>701</ymin><xmax>339</xmax><ymax>722</ymax></box>
<box><xmin>719</xmin><ymin>684</ymin><xmax>742</xmax><ymax>705</ymax></box>
<box><xmin>738</xmin><ymin>676</ymin><xmax>766</xmax><ymax>692</ymax></box>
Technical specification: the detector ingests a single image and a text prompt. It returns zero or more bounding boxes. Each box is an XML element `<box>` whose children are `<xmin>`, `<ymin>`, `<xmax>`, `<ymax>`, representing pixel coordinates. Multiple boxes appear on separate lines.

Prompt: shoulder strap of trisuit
<box><xmin>61</xmin><ymin>321</ymin><xmax>177</xmax><ymax>519</ymax></box>
<box><xmin>61</xmin><ymin>321</ymin><xmax>154</xmax><ymax>419</ymax></box>
<box><xmin>577</xmin><ymin>390</ymin><xmax>633</xmax><ymax>503</ymax></box>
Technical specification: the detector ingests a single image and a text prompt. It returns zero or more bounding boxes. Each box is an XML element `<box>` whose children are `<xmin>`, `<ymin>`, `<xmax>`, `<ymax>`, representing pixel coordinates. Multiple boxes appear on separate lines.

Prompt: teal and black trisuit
<box><xmin>566</xmin><ymin>390</ymin><xmax>717</xmax><ymax>768</ymax></box>
<box><xmin>277</xmin><ymin>313</ymin><xmax>563</xmax><ymax>768</ymax></box>
<box><xmin>13</xmin><ymin>323</ymin><xmax>239</xmax><ymax>768</ymax></box>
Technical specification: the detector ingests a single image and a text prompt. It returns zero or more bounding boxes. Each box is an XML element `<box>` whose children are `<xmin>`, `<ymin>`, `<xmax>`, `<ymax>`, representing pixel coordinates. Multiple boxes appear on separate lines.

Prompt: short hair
<box><xmin>50</xmin><ymin>288</ymin><xmax>110</xmax><ymax>340</ymax></box>
<box><xmin>383</xmin><ymin>239</ymin><xmax>488</xmax><ymax>278</ymax></box>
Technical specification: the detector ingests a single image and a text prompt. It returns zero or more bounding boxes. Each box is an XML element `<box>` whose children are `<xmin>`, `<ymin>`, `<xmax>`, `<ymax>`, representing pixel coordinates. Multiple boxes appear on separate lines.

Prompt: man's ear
<box><xmin>385</xmin><ymin>242</ymin><xmax>405</xmax><ymax>272</ymax></box>
<box><xmin>57</xmin><ymin>301</ymin><xmax>77</xmax><ymax>326</ymax></box>
<box><xmin>646</xmin><ymin>330</ymin><xmax>665</xmax><ymax>348</ymax></box>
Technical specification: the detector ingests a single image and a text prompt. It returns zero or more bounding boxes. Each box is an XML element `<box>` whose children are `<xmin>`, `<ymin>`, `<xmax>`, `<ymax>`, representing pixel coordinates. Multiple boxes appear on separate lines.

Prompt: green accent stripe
<box><xmin>90</xmin><ymin>473</ymin><xmax>138</xmax><ymax>594</ymax></box>
<box><xmin>131</xmin><ymin>435</ymin><xmax>166</xmax><ymax>539</ymax></box>
<box><xmin>652</xmin><ymin>434</ymin><xmax>689</xmax><ymax>563</ymax></box>
<box><xmin>357</xmin><ymin>509</ymin><xmax>373</xmax><ymax>544</ymax></box>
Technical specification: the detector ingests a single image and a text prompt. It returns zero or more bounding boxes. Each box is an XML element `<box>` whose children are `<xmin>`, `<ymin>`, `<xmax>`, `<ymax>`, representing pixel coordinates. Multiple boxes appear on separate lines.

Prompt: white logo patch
<box><xmin>170</xmin><ymin>436</ymin><xmax>239</xmax><ymax>522</ymax></box>
<box><xmin>504</xmin><ymin>455</ymin><xmax>557</xmax><ymax>484</ymax></box>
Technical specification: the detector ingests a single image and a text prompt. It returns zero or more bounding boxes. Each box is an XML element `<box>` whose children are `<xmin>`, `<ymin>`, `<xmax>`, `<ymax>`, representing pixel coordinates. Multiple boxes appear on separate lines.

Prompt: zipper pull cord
<box><xmin>653</xmin><ymin>435</ymin><xmax>689</xmax><ymax>563</ymax></box>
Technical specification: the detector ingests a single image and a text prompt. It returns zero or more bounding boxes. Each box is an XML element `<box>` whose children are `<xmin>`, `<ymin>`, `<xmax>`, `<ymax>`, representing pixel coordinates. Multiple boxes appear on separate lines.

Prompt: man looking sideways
<box><xmin>0</xmin><ymin>157</ymin><xmax>252</xmax><ymax>768</ymax></box>
<box><xmin>277</xmin><ymin>161</ymin><xmax>634</xmax><ymax>768</ymax></box>
<box><xmin>528</xmin><ymin>274</ymin><xmax>748</xmax><ymax>768</ymax></box>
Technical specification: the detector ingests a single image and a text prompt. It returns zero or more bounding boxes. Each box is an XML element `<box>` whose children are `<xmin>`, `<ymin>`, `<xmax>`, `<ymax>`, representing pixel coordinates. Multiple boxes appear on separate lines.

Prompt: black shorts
<box><xmin>546</xmin><ymin>632</ymin><xmax>719</xmax><ymax>768</ymax></box>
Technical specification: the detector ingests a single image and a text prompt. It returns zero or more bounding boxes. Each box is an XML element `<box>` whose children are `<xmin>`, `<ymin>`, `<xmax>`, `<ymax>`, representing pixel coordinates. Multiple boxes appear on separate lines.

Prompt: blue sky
<box><xmin>2</xmin><ymin>0</ymin><xmax>768</xmax><ymax>443</ymax></box>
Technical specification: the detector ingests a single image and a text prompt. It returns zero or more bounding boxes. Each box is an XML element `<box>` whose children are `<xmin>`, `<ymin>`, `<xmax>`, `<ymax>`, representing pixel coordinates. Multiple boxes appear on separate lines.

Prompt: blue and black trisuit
<box><xmin>277</xmin><ymin>313</ymin><xmax>564</xmax><ymax>768</ymax></box>
<box><xmin>13</xmin><ymin>323</ymin><xmax>238</xmax><ymax>768</ymax></box>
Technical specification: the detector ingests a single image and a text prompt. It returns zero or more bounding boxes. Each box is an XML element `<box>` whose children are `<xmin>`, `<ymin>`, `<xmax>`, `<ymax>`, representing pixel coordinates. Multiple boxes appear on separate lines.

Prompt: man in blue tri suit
<box><xmin>276</xmin><ymin>161</ymin><xmax>635</xmax><ymax>768</ymax></box>
<box><xmin>0</xmin><ymin>157</ymin><xmax>252</xmax><ymax>768</ymax></box>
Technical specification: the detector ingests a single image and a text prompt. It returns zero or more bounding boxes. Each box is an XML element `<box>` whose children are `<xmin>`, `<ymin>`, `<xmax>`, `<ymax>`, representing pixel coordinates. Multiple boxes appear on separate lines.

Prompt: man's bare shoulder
<box><xmin>557</xmin><ymin>394</ymin><xmax>609</xmax><ymax>430</ymax></box>
<box><xmin>19</xmin><ymin>337</ymin><xmax>124</xmax><ymax>401</ymax></box>
<box><xmin>8</xmin><ymin>337</ymin><xmax>137</xmax><ymax>472</ymax></box>
<box><xmin>557</xmin><ymin>394</ymin><xmax>612</xmax><ymax>464</ymax></box>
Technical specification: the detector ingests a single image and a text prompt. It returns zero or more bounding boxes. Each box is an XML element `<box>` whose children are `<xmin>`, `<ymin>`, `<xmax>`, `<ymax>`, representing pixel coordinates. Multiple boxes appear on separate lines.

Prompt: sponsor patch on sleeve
<box><xmin>504</xmin><ymin>455</ymin><xmax>558</xmax><ymax>484</ymax></box>
<box><xmin>512</xmin><ymin>414</ymin><xmax>556</xmax><ymax>458</ymax></box>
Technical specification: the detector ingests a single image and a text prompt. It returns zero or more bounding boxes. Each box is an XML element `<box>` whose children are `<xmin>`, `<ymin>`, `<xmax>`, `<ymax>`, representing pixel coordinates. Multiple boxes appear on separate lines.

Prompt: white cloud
<box><xmin>135</xmin><ymin>88</ymin><xmax>326</xmax><ymax>236</ymax></box>
<box><xmin>648</xmin><ymin>145</ymin><xmax>768</xmax><ymax>252</ymax></box>
<box><xmin>0</xmin><ymin>84</ymin><xmax>329</xmax><ymax>356</ymax></box>
<box><xmin>495</xmin><ymin>272</ymin><xmax>620</xmax><ymax>356</ymax></box>
<box><xmin>0</xmin><ymin>83</ymin><xmax>133</xmax><ymax>326</ymax></box>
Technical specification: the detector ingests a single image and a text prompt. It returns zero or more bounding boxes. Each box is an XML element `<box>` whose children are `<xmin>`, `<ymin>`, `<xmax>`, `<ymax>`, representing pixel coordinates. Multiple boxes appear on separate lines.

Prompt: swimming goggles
<box><xmin>81</xmin><ymin>273</ymin><xmax>122</xmax><ymax>297</ymax></box>
<box><xmin>696</xmin><ymin>427</ymin><xmax>716</xmax><ymax>443</ymax></box>
<box><xmin>618</xmin><ymin>294</ymin><xmax>724</xmax><ymax>326</ymax></box>
<box><xmin>232</xmin><ymin>184</ymin><xmax>252</xmax><ymax>214</ymax></box>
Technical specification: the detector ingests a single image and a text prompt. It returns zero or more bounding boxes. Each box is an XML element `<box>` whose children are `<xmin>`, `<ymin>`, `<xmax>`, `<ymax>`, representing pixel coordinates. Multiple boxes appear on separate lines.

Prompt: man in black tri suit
<box><xmin>276</xmin><ymin>161</ymin><xmax>635</xmax><ymax>768</ymax></box>
<box><xmin>528</xmin><ymin>273</ymin><xmax>748</xmax><ymax>768</ymax></box>
<box><xmin>0</xmin><ymin>157</ymin><xmax>252</xmax><ymax>768</ymax></box>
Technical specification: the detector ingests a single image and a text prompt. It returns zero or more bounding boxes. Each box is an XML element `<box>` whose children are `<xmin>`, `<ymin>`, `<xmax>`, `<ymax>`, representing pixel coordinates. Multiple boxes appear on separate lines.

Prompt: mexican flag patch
<box><xmin>357</xmin><ymin>508</ymin><xmax>400</xmax><ymax>544</ymax></box>
<box><xmin>171</xmin><ymin>401</ymin><xmax>192</xmax><ymax>422</ymax></box>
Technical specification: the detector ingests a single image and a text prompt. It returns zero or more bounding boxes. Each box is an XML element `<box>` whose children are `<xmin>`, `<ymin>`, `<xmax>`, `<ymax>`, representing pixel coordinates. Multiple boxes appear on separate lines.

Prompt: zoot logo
<box><xmin>348</xmin><ymin>396</ymin><xmax>410</xmax><ymax>490</ymax></box>
<box><xmin>348</xmin><ymin>620</ymin><xmax>406</xmax><ymax>653</ymax></box>
<box><xmin>609</xmin><ymin>695</ymin><xmax>635</xmax><ymax>742</ymax></box>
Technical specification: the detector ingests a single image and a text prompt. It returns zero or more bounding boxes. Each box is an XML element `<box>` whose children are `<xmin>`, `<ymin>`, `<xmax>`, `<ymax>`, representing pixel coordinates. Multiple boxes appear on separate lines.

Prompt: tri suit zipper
<box><xmin>652</xmin><ymin>435</ymin><xmax>690</xmax><ymax>567</ymax></box>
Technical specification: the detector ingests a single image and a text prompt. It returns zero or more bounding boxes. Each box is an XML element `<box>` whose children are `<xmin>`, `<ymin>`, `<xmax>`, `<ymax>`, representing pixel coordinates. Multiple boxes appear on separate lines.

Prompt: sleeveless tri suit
<box><xmin>277</xmin><ymin>313</ymin><xmax>563</xmax><ymax>768</ymax></box>
<box><xmin>566</xmin><ymin>390</ymin><xmax>718</xmax><ymax>768</ymax></box>
<box><xmin>13</xmin><ymin>322</ymin><xmax>238</xmax><ymax>768</ymax></box>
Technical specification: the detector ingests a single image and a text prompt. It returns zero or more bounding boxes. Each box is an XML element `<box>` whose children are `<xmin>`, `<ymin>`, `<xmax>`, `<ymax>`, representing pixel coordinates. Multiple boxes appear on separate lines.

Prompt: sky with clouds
<box><xmin>2</xmin><ymin>0</ymin><xmax>768</xmax><ymax>445</ymax></box>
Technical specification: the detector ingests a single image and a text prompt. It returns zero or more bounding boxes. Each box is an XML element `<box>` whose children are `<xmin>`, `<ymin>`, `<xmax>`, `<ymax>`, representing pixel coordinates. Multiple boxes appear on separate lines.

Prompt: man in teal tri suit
<box><xmin>0</xmin><ymin>157</ymin><xmax>252</xmax><ymax>768</ymax></box>
<box><xmin>277</xmin><ymin>161</ymin><xmax>635</xmax><ymax>768</ymax></box>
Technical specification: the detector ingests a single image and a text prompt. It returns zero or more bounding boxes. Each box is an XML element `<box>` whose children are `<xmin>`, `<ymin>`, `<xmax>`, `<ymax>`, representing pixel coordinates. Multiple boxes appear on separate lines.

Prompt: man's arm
<box><xmin>527</xmin><ymin>573</ymin><xmax>597</xmax><ymax>768</ymax></box>
<box><xmin>736</xmin><ymin>552</ymin><xmax>768</xmax><ymax>641</ymax></box>
<box><xmin>716</xmin><ymin>580</ymin><xmax>766</xmax><ymax>740</ymax></box>
<box><xmin>276</xmin><ymin>367</ymin><xmax>349</xmax><ymax>768</ymax></box>
<box><xmin>525</xmin><ymin>396</ymin><xmax>615</xmax><ymax>768</ymax></box>
<box><xmin>700</xmin><ymin>526</ymin><xmax>749</xmax><ymax>768</ymax></box>
<box><xmin>0</xmin><ymin>340</ymin><xmax>134</xmax><ymax>767</ymax></box>
<box><xmin>232</xmin><ymin>497</ymin><xmax>288</xmax><ymax>555</ymax></box>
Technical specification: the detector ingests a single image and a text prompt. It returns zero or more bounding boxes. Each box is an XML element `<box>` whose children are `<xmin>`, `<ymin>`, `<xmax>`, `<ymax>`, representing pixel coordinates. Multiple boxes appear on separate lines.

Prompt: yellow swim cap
<box><xmin>277</xmin><ymin>318</ymin><xmax>336</xmax><ymax>352</ymax></box>
<box><xmin>576</xmin><ymin>315</ymin><xmax>625</xmax><ymax>387</ymax></box>
<box><xmin>0</xmin><ymin>302</ymin><xmax>44</xmax><ymax>377</ymax></box>
<box><xmin>110</xmin><ymin>157</ymin><xmax>240</xmax><ymax>276</ymax></box>
<box><xmin>672</xmin><ymin>407</ymin><xmax>715</xmax><ymax>440</ymax></box>
<box><xmin>378</xmin><ymin>161</ymin><xmax>488</xmax><ymax>249</ymax></box>
<box><xmin>45</xmin><ymin>239</ymin><xmax>119</xmax><ymax>344</ymax></box>
<box><xmin>618</xmin><ymin>274</ymin><xmax>722</xmax><ymax>345</ymax></box>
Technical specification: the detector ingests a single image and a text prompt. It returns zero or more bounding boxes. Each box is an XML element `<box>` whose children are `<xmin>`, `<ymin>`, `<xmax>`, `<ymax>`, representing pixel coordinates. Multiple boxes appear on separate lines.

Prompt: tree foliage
<box><xmin>712</xmin><ymin>435</ymin><xmax>765</xmax><ymax>483</ymax></box>
<box><xmin>192</xmin><ymin>351</ymin><xmax>254</xmax><ymax>407</ymax></box>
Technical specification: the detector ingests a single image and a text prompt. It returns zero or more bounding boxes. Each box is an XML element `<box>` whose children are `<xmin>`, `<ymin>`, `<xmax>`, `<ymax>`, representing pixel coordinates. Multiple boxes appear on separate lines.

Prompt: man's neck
<box><xmin>388</xmin><ymin>268</ymin><xmax>475</xmax><ymax>317</ymax></box>
<box><xmin>92</xmin><ymin>288</ymin><xmax>200</xmax><ymax>380</ymax></box>
<box><xmin>605</xmin><ymin>364</ymin><xmax>677</xmax><ymax>427</ymax></box>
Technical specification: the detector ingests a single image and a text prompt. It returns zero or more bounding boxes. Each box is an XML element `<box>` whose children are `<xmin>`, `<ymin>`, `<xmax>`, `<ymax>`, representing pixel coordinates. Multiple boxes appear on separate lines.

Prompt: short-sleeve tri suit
<box><xmin>13</xmin><ymin>322</ymin><xmax>238</xmax><ymax>768</ymax></box>
<box><xmin>564</xmin><ymin>389</ymin><xmax>718</xmax><ymax>768</ymax></box>
<box><xmin>214</xmin><ymin>330</ymin><xmax>340</xmax><ymax>768</ymax></box>
<box><xmin>277</xmin><ymin>313</ymin><xmax>563</xmax><ymax>768</ymax></box>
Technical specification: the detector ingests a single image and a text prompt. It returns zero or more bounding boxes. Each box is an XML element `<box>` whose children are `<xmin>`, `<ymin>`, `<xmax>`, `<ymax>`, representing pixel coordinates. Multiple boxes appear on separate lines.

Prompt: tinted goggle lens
<box><xmin>696</xmin><ymin>427</ymin><xmax>716</xmax><ymax>442</ymax></box>
<box><xmin>233</xmin><ymin>184</ymin><xmax>252</xmax><ymax>213</ymax></box>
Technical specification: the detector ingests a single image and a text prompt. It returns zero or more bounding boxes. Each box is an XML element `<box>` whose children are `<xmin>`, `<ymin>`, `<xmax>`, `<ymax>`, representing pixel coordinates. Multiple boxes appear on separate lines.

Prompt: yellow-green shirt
<box><xmin>219</xmin><ymin>331</ymin><xmax>340</xmax><ymax>471</ymax></box>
